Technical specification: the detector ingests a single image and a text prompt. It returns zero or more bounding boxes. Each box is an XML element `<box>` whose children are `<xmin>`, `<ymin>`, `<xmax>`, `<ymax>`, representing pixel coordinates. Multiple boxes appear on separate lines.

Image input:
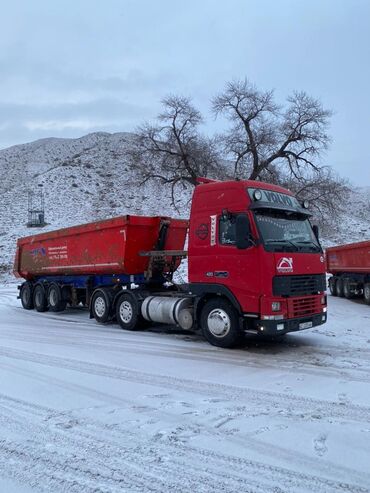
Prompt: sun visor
<box><xmin>249</xmin><ymin>201</ymin><xmax>312</xmax><ymax>217</ymax></box>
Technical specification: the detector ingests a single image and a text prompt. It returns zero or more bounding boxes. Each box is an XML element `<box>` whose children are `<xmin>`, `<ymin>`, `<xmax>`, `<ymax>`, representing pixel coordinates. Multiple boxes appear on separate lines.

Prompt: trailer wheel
<box><xmin>336</xmin><ymin>278</ymin><xmax>344</xmax><ymax>297</ymax></box>
<box><xmin>364</xmin><ymin>283</ymin><xmax>370</xmax><ymax>305</ymax></box>
<box><xmin>115</xmin><ymin>293</ymin><xmax>142</xmax><ymax>330</ymax></box>
<box><xmin>328</xmin><ymin>277</ymin><xmax>337</xmax><ymax>296</ymax></box>
<box><xmin>200</xmin><ymin>298</ymin><xmax>242</xmax><ymax>348</ymax></box>
<box><xmin>20</xmin><ymin>282</ymin><xmax>34</xmax><ymax>310</ymax></box>
<box><xmin>343</xmin><ymin>279</ymin><xmax>355</xmax><ymax>299</ymax></box>
<box><xmin>48</xmin><ymin>283</ymin><xmax>67</xmax><ymax>312</ymax></box>
<box><xmin>91</xmin><ymin>289</ymin><xmax>111</xmax><ymax>323</ymax></box>
<box><xmin>33</xmin><ymin>285</ymin><xmax>48</xmax><ymax>312</ymax></box>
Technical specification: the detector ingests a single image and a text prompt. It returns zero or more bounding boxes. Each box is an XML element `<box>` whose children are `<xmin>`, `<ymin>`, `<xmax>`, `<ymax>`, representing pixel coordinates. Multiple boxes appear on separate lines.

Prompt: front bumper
<box><xmin>245</xmin><ymin>312</ymin><xmax>327</xmax><ymax>336</ymax></box>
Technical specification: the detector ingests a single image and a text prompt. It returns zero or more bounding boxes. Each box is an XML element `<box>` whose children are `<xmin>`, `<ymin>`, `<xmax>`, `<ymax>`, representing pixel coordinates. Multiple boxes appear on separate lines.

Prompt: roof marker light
<box><xmin>254</xmin><ymin>189</ymin><xmax>262</xmax><ymax>201</ymax></box>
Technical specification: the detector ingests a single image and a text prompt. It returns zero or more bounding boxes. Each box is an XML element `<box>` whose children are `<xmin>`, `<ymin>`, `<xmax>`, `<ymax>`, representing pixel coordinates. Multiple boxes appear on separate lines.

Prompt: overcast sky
<box><xmin>1</xmin><ymin>0</ymin><xmax>369</xmax><ymax>185</ymax></box>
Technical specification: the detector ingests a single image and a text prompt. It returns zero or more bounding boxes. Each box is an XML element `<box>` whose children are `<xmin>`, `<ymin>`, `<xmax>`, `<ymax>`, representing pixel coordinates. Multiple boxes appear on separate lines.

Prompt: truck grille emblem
<box><xmin>277</xmin><ymin>257</ymin><xmax>293</xmax><ymax>273</ymax></box>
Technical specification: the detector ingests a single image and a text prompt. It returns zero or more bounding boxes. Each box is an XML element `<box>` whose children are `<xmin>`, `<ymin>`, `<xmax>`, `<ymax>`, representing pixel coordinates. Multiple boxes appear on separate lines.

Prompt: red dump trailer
<box><xmin>14</xmin><ymin>215</ymin><xmax>187</xmax><ymax>279</ymax></box>
<box><xmin>14</xmin><ymin>179</ymin><xmax>327</xmax><ymax>348</ymax></box>
<box><xmin>326</xmin><ymin>240</ymin><xmax>370</xmax><ymax>304</ymax></box>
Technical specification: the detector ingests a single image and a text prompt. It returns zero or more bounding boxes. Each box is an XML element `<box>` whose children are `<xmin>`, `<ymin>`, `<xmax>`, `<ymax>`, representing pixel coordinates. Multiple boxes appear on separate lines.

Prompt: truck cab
<box><xmin>188</xmin><ymin>180</ymin><xmax>327</xmax><ymax>343</ymax></box>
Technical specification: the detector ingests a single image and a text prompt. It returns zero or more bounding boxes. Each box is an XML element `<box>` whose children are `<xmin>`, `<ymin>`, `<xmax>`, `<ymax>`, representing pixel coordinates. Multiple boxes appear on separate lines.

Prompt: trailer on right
<box><xmin>326</xmin><ymin>240</ymin><xmax>370</xmax><ymax>304</ymax></box>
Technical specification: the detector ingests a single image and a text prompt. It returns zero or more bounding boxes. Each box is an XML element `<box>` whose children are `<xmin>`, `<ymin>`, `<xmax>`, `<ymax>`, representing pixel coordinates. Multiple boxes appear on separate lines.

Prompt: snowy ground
<box><xmin>0</xmin><ymin>283</ymin><xmax>369</xmax><ymax>493</ymax></box>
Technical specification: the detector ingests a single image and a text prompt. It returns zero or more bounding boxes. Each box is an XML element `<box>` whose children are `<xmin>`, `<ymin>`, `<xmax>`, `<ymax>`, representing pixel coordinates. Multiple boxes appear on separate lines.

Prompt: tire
<box><xmin>343</xmin><ymin>279</ymin><xmax>355</xmax><ymax>299</ymax></box>
<box><xmin>328</xmin><ymin>277</ymin><xmax>337</xmax><ymax>296</ymax></box>
<box><xmin>47</xmin><ymin>283</ymin><xmax>67</xmax><ymax>312</ymax></box>
<box><xmin>91</xmin><ymin>289</ymin><xmax>111</xmax><ymax>323</ymax></box>
<box><xmin>336</xmin><ymin>278</ymin><xmax>344</xmax><ymax>298</ymax></box>
<box><xmin>115</xmin><ymin>293</ymin><xmax>142</xmax><ymax>330</ymax></box>
<box><xmin>200</xmin><ymin>298</ymin><xmax>243</xmax><ymax>348</ymax></box>
<box><xmin>20</xmin><ymin>282</ymin><xmax>34</xmax><ymax>310</ymax></box>
<box><xmin>364</xmin><ymin>283</ymin><xmax>370</xmax><ymax>305</ymax></box>
<box><xmin>33</xmin><ymin>284</ymin><xmax>48</xmax><ymax>312</ymax></box>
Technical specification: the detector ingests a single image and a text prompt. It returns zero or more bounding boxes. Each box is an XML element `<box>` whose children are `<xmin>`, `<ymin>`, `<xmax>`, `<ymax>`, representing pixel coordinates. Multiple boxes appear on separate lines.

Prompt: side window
<box><xmin>219</xmin><ymin>215</ymin><xmax>236</xmax><ymax>245</ymax></box>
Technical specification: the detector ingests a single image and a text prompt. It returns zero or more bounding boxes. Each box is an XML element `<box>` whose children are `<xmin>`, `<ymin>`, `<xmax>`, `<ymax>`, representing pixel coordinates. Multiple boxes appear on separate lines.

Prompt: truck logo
<box><xmin>30</xmin><ymin>247</ymin><xmax>46</xmax><ymax>257</ymax></box>
<box><xmin>196</xmin><ymin>223</ymin><xmax>209</xmax><ymax>240</ymax></box>
<box><xmin>277</xmin><ymin>257</ymin><xmax>293</xmax><ymax>273</ymax></box>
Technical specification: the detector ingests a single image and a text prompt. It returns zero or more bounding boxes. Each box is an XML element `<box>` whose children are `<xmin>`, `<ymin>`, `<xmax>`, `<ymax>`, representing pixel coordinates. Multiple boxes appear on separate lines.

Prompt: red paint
<box><xmin>14</xmin><ymin>216</ymin><xmax>188</xmax><ymax>279</ymax></box>
<box><xmin>14</xmin><ymin>178</ymin><xmax>326</xmax><ymax>323</ymax></box>
<box><xmin>188</xmin><ymin>180</ymin><xmax>326</xmax><ymax>315</ymax></box>
<box><xmin>326</xmin><ymin>240</ymin><xmax>370</xmax><ymax>274</ymax></box>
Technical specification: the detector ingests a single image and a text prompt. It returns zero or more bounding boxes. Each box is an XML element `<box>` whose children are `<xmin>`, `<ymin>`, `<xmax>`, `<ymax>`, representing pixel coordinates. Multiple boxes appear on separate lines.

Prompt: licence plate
<box><xmin>299</xmin><ymin>321</ymin><xmax>313</xmax><ymax>330</ymax></box>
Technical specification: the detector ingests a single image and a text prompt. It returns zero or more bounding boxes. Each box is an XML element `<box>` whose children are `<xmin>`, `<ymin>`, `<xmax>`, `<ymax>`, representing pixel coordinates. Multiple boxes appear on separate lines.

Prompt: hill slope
<box><xmin>0</xmin><ymin>132</ymin><xmax>369</xmax><ymax>280</ymax></box>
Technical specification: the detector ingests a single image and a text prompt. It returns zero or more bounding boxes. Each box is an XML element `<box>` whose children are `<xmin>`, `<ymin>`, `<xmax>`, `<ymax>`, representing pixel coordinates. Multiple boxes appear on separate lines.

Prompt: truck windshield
<box><xmin>253</xmin><ymin>210</ymin><xmax>321</xmax><ymax>253</ymax></box>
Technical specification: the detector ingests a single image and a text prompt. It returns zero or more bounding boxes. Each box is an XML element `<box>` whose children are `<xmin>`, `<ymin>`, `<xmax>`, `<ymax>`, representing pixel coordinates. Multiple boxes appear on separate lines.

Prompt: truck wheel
<box><xmin>328</xmin><ymin>277</ymin><xmax>337</xmax><ymax>296</ymax></box>
<box><xmin>200</xmin><ymin>298</ymin><xmax>242</xmax><ymax>348</ymax></box>
<box><xmin>364</xmin><ymin>283</ymin><xmax>370</xmax><ymax>305</ymax></box>
<box><xmin>343</xmin><ymin>279</ymin><xmax>355</xmax><ymax>299</ymax></box>
<box><xmin>20</xmin><ymin>282</ymin><xmax>34</xmax><ymax>310</ymax></box>
<box><xmin>91</xmin><ymin>289</ymin><xmax>111</xmax><ymax>323</ymax></box>
<box><xmin>48</xmin><ymin>283</ymin><xmax>67</xmax><ymax>312</ymax></box>
<box><xmin>336</xmin><ymin>278</ymin><xmax>344</xmax><ymax>297</ymax></box>
<box><xmin>115</xmin><ymin>293</ymin><xmax>142</xmax><ymax>330</ymax></box>
<box><xmin>33</xmin><ymin>285</ymin><xmax>48</xmax><ymax>312</ymax></box>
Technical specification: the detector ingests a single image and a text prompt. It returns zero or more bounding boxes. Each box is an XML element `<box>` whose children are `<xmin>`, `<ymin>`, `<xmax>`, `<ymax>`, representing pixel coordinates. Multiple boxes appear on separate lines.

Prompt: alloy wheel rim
<box><xmin>207</xmin><ymin>308</ymin><xmax>231</xmax><ymax>337</ymax></box>
<box><xmin>94</xmin><ymin>296</ymin><xmax>106</xmax><ymax>317</ymax></box>
<box><xmin>119</xmin><ymin>300</ymin><xmax>133</xmax><ymax>323</ymax></box>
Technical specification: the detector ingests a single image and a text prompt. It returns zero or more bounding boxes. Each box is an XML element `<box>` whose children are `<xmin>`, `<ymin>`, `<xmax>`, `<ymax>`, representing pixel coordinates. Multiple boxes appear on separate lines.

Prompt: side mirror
<box><xmin>312</xmin><ymin>225</ymin><xmax>319</xmax><ymax>241</ymax></box>
<box><xmin>236</xmin><ymin>214</ymin><xmax>251</xmax><ymax>250</ymax></box>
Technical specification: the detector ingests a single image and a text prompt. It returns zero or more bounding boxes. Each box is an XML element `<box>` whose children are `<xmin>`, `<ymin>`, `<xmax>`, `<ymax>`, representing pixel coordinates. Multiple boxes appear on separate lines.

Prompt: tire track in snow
<box><xmin>0</xmin><ymin>394</ymin><xmax>368</xmax><ymax>493</ymax></box>
<box><xmin>2</xmin><ymin>326</ymin><xmax>370</xmax><ymax>385</ymax></box>
<box><xmin>1</xmin><ymin>345</ymin><xmax>370</xmax><ymax>424</ymax></box>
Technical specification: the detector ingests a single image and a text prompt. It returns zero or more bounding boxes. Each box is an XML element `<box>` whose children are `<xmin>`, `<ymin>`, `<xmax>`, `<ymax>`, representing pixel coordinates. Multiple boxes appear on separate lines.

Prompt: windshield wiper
<box><xmin>265</xmin><ymin>239</ymin><xmax>299</xmax><ymax>251</ymax></box>
<box><xmin>295</xmin><ymin>240</ymin><xmax>321</xmax><ymax>252</ymax></box>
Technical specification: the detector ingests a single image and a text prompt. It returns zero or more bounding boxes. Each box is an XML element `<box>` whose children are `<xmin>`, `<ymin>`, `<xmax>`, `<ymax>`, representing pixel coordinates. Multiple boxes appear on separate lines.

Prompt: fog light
<box><xmin>272</xmin><ymin>302</ymin><xmax>281</xmax><ymax>312</ymax></box>
<box><xmin>322</xmin><ymin>315</ymin><xmax>326</xmax><ymax>321</ymax></box>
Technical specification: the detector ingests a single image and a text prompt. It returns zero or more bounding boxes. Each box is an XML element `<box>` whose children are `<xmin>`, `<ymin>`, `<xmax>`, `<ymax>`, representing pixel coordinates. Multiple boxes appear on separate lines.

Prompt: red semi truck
<box><xmin>14</xmin><ymin>179</ymin><xmax>327</xmax><ymax>347</ymax></box>
<box><xmin>326</xmin><ymin>240</ymin><xmax>370</xmax><ymax>304</ymax></box>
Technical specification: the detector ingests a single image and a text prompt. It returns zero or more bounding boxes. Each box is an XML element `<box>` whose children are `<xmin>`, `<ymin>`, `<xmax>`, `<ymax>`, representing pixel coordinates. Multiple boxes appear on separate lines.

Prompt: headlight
<box><xmin>271</xmin><ymin>301</ymin><xmax>281</xmax><ymax>312</ymax></box>
<box><xmin>321</xmin><ymin>295</ymin><xmax>326</xmax><ymax>305</ymax></box>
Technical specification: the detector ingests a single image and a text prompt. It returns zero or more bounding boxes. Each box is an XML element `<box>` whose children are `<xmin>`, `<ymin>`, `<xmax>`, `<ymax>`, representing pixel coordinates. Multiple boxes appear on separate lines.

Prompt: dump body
<box><xmin>326</xmin><ymin>241</ymin><xmax>370</xmax><ymax>275</ymax></box>
<box><xmin>326</xmin><ymin>240</ymin><xmax>370</xmax><ymax>303</ymax></box>
<box><xmin>14</xmin><ymin>215</ymin><xmax>188</xmax><ymax>280</ymax></box>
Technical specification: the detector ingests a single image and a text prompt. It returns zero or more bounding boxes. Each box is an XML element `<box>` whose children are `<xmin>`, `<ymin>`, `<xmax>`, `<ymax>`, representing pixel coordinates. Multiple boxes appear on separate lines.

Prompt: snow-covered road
<box><xmin>0</xmin><ymin>283</ymin><xmax>369</xmax><ymax>493</ymax></box>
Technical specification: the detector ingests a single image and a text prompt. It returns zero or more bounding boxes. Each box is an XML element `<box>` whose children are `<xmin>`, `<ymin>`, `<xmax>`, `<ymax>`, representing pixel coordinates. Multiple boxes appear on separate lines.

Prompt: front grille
<box><xmin>273</xmin><ymin>274</ymin><xmax>326</xmax><ymax>297</ymax></box>
<box><xmin>291</xmin><ymin>296</ymin><xmax>318</xmax><ymax>317</ymax></box>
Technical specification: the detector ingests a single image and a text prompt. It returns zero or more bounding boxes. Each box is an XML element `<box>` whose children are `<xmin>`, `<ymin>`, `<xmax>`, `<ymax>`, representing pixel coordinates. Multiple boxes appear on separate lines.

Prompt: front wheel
<box><xmin>200</xmin><ymin>298</ymin><xmax>243</xmax><ymax>348</ymax></box>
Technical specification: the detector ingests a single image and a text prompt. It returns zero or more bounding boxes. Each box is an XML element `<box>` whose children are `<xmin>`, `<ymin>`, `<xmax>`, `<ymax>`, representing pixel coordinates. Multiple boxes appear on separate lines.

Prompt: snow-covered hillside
<box><xmin>0</xmin><ymin>132</ymin><xmax>369</xmax><ymax>280</ymax></box>
<box><xmin>0</xmin><ymin>132</ymin><xmax>191</xmax><ymax>280</ymax></box>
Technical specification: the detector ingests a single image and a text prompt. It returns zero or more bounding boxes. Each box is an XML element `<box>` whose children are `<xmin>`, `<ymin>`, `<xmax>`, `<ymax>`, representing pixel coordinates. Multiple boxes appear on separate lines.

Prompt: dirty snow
<box><xmin>0</xmin><ymin>283</ymin><xmax>369</xmax><ymax>492</ymax></box>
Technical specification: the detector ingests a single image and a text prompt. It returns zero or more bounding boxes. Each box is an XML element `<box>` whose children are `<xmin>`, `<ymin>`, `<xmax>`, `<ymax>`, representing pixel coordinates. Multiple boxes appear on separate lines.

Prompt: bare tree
<box><xmin>212</xmin><ymin>79</ymin><xmax>332</xmax><ymax>180</ymax></box>
<box><xmin>129</xmin><ymin>95</ymin><xmax>221</xmax><ymax>205</ymax></box>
